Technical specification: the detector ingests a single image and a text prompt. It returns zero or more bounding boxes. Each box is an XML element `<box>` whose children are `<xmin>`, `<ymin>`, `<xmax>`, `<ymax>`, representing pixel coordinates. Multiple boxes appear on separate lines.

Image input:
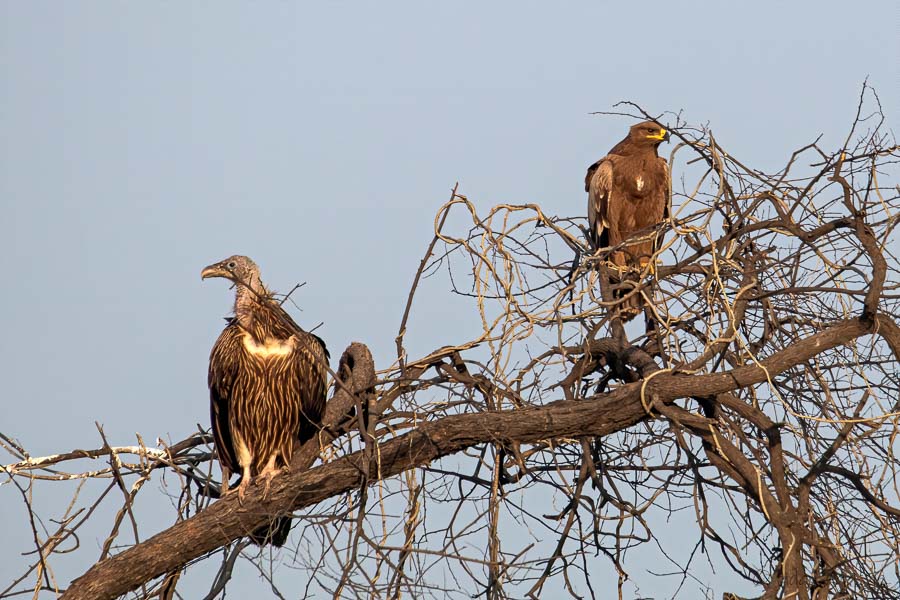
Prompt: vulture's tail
<box><xmin>250</xmin><ymin>515</ymin><xmax>292</xmax><ymax>547</ymax></box>
<box><xmin>228</xmin><ymin>474</ymin><xmax>293</xmax><ymax>547</ymax></box>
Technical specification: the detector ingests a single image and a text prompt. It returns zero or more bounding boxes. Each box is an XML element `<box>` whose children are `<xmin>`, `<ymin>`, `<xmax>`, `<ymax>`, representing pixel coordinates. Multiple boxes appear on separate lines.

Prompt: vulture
<box><xmin>585</xmin><ymin>120</ymin><xmax>671</xmax><ymax>320</ymax></box>
<box><xmin>201</xmin><ymin>255</ymin><xmax>329</xmax><ymax>546</ymax></box>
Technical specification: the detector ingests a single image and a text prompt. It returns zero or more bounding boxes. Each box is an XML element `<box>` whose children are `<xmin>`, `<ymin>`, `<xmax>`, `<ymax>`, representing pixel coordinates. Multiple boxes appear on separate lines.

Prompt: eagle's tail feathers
<box><xmin>617</xmin><ymin>270</ymin><xmax>645</xmax><ymax>322</ymax></box>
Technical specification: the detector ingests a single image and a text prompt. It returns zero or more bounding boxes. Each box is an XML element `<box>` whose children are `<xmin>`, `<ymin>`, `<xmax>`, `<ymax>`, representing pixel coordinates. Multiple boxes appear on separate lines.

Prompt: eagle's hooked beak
<box><xmin>647</xmin><ymin>128</ymin><xmax>671</xmax><ymax>143</ymax></box>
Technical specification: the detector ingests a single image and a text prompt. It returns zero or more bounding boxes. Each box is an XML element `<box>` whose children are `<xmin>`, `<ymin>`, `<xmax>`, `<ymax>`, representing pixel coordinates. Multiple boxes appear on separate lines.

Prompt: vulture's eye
<box><xmin>227</xmin><ymin>262</ymin><xmax>236</xmax><ymax>269</ymax></box>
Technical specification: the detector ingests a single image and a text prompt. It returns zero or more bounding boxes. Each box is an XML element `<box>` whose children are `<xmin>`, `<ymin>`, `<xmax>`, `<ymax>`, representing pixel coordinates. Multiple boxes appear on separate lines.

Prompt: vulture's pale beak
<box><xmin>201</xmin><ymin>264</ymin><xmax>227</xmax><ymax>281</ymax></box>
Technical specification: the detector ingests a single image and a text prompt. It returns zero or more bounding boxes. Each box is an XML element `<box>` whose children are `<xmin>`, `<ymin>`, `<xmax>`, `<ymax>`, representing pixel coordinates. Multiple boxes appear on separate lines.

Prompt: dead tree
<box><xmin>2</xmin><ymin>89</ymin><xmax>898</xmax><ymax>600</ymax></box>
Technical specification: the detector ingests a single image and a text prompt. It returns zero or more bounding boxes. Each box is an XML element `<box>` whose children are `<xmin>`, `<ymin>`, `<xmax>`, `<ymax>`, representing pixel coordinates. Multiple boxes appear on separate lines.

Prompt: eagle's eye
<box><xmin>227</xmin><ymin>261</ymin><xmax>236</xmax><ymax>269</ymax></box>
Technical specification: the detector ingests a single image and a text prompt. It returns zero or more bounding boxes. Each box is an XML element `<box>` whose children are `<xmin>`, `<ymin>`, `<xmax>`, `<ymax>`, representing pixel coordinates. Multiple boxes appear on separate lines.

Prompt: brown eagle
<box><xmin>201</xmin><ymin>255</ymin><xmax>329</xmax><ymax>546</ymax></box>
<box><xmin>585</xmin><ymin>120</ymin><xmax>670</xmax><ymax>319</ymax></box>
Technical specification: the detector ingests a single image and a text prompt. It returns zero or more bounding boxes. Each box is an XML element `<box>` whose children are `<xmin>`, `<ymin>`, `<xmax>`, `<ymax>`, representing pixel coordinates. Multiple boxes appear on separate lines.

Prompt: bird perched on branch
<box><xmin>201</xmin><ymin>255</ymin><xmax>329</xmax><ymax>546</ymax></box>
<box><xmin>585</xmin><ymin>121</ymin><xmax>671</xmax><ymax>320</ymax></box>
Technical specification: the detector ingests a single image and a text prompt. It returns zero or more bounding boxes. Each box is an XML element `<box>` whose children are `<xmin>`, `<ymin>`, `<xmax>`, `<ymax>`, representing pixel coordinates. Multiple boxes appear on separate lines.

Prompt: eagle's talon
<box><xmin>620</xmin><ymin>306</ymin><xmax>641</xmax><ymax>321</ymax></box>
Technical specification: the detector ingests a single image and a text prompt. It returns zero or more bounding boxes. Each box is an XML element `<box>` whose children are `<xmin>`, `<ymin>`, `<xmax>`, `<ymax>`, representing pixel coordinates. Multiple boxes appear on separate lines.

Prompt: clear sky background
<box><xmin>1</xmin><ymin>2</ymin><xmax>897</xmax><ymax>598</ymax></box>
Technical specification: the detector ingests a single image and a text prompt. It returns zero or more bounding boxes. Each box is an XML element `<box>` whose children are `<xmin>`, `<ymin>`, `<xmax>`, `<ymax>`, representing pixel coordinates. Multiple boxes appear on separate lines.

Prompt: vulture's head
<box><xmin>201</xmin><ymin>255</ymin><xmax>261</xmax><ymax>289</ymax></box>
<box><xmin>629</xmin><ymin>121</ymin><xmax>671</xmax><ymax>147</ymax></box>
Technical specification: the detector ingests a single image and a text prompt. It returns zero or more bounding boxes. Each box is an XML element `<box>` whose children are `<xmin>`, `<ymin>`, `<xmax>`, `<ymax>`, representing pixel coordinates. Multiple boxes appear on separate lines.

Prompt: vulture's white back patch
<box><xmin>243</xmin><ymin>335</ymin><xmax>293</xmax><ymax>357</ymax></box>
<box><xmin>636</xmin><ymin>176</ymin><xmax>645</xmax><ymax>191</ymax></box>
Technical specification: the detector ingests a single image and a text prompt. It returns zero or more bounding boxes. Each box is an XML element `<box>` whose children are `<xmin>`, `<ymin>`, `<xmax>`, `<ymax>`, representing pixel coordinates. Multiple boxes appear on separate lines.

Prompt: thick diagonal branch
<box><xmin>62</xmin><ymin>317</ymin><xmax>879</xmax><ymax>600</ymax></box>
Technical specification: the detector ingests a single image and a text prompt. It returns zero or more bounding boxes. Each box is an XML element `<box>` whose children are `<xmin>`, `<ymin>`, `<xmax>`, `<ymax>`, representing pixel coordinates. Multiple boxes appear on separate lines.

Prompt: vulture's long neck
<box><xmin>233</xmin><ymin>275</ymin><xmax>269</xmax><ymax>333</ymax></box>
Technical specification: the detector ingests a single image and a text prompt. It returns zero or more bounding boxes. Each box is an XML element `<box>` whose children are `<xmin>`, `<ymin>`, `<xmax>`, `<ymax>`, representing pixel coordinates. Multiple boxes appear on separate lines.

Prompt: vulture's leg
<box><xmin>235</xmin><ymin>464</ymin><xmax>253</xmax><ymax>502</ymax></box>
<box><xmin>220</xmin><ymin>466</ymin><xmax>231</xmax><ymax>495</ymax></box>
<box><xmin>258</xmin><ymin>455</ymin><xmax>280</xmax><ymax>497</ymax></box>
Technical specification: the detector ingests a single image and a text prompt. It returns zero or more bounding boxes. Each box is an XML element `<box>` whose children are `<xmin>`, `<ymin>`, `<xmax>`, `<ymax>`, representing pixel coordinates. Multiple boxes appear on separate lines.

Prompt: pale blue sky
<box><xmin>1</xmin><ymin>2</ymin><xmax>896</xmax><ymax>598</ymax></box>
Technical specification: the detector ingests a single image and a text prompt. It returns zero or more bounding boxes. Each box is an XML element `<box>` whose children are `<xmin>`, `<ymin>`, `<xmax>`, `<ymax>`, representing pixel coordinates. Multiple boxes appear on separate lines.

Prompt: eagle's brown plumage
<box><xmin>586</xmin><ymin>120</ymin><xmax>670</xmax><ymax>320</ymax></box>
<box><xmin>202</xmin><ymin>255</ymin><xmax>329</xmax><ymax>546</ymax></box>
